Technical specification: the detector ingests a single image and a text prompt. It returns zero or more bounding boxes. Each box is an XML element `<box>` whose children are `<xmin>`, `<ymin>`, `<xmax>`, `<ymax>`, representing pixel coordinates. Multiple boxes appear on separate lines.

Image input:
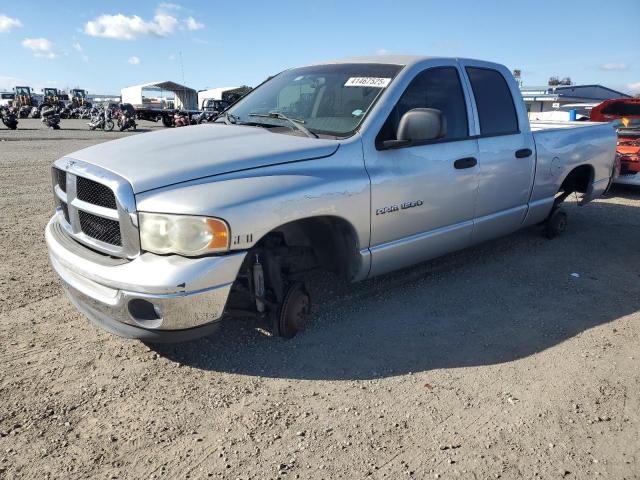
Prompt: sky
<box><xmin>1</xmin><ymin>0</ymin><xmax>639</xmax><ymax>95</ymax></box>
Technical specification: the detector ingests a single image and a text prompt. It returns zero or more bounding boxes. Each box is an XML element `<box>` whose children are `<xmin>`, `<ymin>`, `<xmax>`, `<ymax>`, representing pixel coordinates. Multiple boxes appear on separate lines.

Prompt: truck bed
<box><xmin>527</xmin><ymin>121</ymin><xmax>616</xmax><ymax>216</ymax></box>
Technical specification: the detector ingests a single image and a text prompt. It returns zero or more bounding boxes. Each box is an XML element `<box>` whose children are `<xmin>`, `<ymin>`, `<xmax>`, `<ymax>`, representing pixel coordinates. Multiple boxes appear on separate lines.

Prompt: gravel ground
<box><xmin>1</xmin><ymin>119</ymin><xmax>639</xmax><ymax>479</ymax></box>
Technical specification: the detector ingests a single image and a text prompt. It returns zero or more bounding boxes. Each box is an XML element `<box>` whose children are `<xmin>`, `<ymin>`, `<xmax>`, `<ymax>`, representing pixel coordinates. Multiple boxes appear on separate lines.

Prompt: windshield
<box><xmin>15</xmin><ymin>87</ymin><xmax>30</xmax><ymax>96</ymax></box>
<box><xmin>73</xmin><ymin>90</ymin><xmax>86</xmax><ymax>98</ymax></box>
<box><xmin>225</xmin><ymin>63</ymin><xmax>402</xmax><ymax>137</ymax></box>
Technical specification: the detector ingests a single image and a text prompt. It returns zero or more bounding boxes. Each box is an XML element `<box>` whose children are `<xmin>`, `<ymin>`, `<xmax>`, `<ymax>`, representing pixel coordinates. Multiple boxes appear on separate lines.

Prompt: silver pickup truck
<box><xmin>45</xmin><ymin>56</ymin><xmax>616</xmax><ymax>342</ymax></box>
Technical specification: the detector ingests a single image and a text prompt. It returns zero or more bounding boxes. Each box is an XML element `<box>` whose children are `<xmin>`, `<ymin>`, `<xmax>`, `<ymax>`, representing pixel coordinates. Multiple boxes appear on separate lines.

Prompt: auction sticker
<box><xmin>345</xmin><ymin>77</ymin><xmax>391</xmax><ymax>88</ymax></box>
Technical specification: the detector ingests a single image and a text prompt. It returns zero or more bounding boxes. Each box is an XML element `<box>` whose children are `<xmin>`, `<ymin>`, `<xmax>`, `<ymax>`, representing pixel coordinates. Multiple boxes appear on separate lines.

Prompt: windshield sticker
<box><xmin>344</xmin><ymin>77</ymin><xmax>391</xmax><ymax>88</ymax></box>
<box><xmin>352</xmin><ymin>109</ymin><xmax>364</xmax><ymax>117</ymax></box>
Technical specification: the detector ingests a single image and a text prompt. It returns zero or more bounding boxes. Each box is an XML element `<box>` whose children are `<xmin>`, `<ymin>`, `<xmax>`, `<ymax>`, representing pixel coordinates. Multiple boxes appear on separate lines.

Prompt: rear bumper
<box><xmin>45</xmin><ymin>216</ymin><xmax>247</xmax><ymax>341</ymax></box>
<box><xmin>614</xmin><ymin>173</ymin><xmax>640</xmax><ymax>186</ymax></box>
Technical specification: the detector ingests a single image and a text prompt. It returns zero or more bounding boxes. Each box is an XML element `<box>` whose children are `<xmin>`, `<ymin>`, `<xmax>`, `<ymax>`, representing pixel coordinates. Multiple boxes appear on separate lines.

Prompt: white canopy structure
<box><xmin>121</xmin><ymin>81</ymin><xmax>198</xmax><ymax>110</ymax></box>
<box><xmin>197</xmin><ymin>86</ymin><xmax>246</xmax><ymax>109</ymax></box>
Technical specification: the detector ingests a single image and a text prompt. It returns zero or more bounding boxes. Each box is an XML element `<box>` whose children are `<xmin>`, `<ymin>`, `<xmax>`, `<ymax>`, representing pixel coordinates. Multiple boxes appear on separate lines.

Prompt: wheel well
<box><xmin>560</xmin><ymin>164</ymin><xmax>593</xmax><ymax>195</ymax></box>
<box><xmin>256</xmin><ymin>216</ymin><xmax>361</xmax><ymax>280</ymax></box>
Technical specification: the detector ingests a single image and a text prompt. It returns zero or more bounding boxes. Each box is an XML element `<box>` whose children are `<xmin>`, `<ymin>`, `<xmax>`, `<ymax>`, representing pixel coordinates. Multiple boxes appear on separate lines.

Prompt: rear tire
<box><xmin>104</xmin><ymin>120</ymin><xmax>114</xmax><ymax>132</ymax></box>
<box><xmin>544</xmin><ymin>209</ymin><xmax>567</xmax><ymax>239</ymax></box>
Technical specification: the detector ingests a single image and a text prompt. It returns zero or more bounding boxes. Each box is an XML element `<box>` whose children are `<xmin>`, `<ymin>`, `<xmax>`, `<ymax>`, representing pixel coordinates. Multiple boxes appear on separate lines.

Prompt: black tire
<box><xmin>161</xmin><ymin>115</ymin><xmax>173</xmax><ymax>128</ymax></box>
<box><xmin>104</xmin><ymin>120</ymin><xmax>114</xmax><ymax>132</ymax></box>
<box><xmin>544</xmin><ymin>209</ymin><xmax>567</xmax><ymax>239</ymax></box>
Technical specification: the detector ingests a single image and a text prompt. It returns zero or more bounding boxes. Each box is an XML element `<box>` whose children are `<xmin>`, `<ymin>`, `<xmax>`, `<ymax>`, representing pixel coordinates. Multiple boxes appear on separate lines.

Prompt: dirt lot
<box><xmin>1</xmin><ymin>119</ymin><xmax>639</xmax><ymax>479</ymax></box>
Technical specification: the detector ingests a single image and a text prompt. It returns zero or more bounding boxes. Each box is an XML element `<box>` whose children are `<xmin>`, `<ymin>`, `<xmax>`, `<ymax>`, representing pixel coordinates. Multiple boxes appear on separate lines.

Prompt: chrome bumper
<box><xmin>45</xmin><ymin>216</ymin><xmax>246</xmax><ymax>341</ymax></box>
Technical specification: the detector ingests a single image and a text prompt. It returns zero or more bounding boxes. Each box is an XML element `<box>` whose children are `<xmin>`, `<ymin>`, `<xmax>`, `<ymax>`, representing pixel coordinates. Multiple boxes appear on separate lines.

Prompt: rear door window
<box><xmin>466</xmin><ymin>67</ymin><xmax>519</xmax><ymax>136</ymax></box>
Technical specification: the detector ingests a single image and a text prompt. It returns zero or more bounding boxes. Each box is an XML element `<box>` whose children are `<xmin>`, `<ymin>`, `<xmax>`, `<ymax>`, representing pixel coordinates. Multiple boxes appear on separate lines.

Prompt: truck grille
<box><xmin>61</xmin><ymin>202</ymin><xmax>70</xmax><ymax>223</ymax></box>
<box><xmin>76</xmin><ymin>176</ymin><xmax>117</xmax><ymax>209</ymax></box>
<box><xmin>52</xmin><ymin>162</ymin><xmax>139</xmax><ymax>258</ymax></box>
<box><xmin>78</xmin><ymin>211</ymin><xmax>122</xmax><ymax>246</ymax></box>
<box><xmin>54</xmin><ymin>168</ymin><xmax>66</xmax><ymax>192</ymax></box>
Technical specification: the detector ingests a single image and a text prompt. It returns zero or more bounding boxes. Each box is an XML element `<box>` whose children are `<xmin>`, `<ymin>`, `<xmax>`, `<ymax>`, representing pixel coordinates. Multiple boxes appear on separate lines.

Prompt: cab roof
<box><xmin>320</xmin><ymin>55</ymin><xmax>485</xmax><ymax>67</ymax></box>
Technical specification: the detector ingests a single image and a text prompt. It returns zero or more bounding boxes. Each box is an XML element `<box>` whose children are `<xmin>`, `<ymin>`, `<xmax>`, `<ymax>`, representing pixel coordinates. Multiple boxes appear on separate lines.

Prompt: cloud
<box><xmin>184</xmin><ymin>16</ymin><xmax>204</xmax><ymax>30</ymax></box>
<box><xmin>72</xmin><ymin>41</ymin><xmax>83</xmax><ymax>52</ymax></box>
<box><xmin>22</xmin><ymin>37</ymin><xmax>57</xmax><ymax>59</ymax></box>
<box><xmin>626</xmin><ymin>82</ymin><xmax>640</xmax><ymax>94</ymax></box>
<box><xmin>0</xmin><ymin>14</ymin><xmax>22</xmax><ymax>33</ymax></box>
<box><xmin>128</xmin><ymin>56</ymin><xmax>140</xmax><ymax>65</ymax></box>
<box><xmin>600</xmin><ymin>63</ymin><xmax>628</xmax><ymax>71</ymax></box>
<box><xmin>158</xmin><ymin>2</ymin><xmax>182</xmax><ymax>11</ymax></box>
<box><xmin>375</xmin><ymin>49</ymin><xmax>389</xmax><ymax>56</ymax></box>
<box><xmin>168</xmin><ymin>53</ymin><xmax>176</xmax><ymax>60</ymax></box>
<box><xmin>84</xmin><ymin>12</ymin><xmax>178</xmax><ymax>40</ymax></box>
<box><xmin>84</xmin><ymin>5</ymin><xmax>204</xmax><ymax>40</ymax></box>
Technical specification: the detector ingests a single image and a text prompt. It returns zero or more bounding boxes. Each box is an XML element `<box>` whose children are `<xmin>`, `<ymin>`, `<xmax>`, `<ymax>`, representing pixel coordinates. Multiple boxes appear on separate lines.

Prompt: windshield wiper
<box><xmin>248</xmin><ymin>112</ymin><xmax>318</xmax><ymax>138</ymax></box>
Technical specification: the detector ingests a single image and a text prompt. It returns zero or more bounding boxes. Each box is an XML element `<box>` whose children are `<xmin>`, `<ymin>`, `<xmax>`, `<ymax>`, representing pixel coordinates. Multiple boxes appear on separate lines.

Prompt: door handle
<box><xmin>454</xmin><ymin>157</ymin><xmax>477</xmax><ymax>169</ymax></box>
<box><xmin>515</xmin><ymin>148</ymin><xmax>533</xmax><ymax>158</ymax></box>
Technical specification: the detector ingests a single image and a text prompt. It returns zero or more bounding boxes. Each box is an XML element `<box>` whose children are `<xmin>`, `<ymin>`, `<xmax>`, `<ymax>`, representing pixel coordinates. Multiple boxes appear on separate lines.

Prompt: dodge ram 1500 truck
<box><xmin>45</xmin><ymin>56</ymin><xmax>617</xmax><ymax>342</ymax></box>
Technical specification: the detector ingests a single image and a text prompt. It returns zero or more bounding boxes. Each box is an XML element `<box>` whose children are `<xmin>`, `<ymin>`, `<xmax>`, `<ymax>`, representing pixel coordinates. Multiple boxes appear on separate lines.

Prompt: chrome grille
<box><xmin>51</xmin><ymin>159</ymin><xmax>139</xmax><ymax>258</ymax></box>
<box><xmin>61</xmin><ymin>202</ymin><xmax>70</xmax><ymax>223</ymax></box>
<box><xmin>53</xmin><ymin>168</ymin><xmax>66</xmax><ymax>192</ymax></box>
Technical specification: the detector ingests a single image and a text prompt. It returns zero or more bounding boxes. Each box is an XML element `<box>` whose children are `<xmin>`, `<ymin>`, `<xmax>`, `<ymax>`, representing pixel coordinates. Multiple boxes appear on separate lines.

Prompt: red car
<box><xmin>591</xmin><ymin>99</ymin><xmax>640</xmax><ymax>186</ymax></box>
<box><xmin>613</xmin><ymin>122</ymin><xmax>640</xmax><ymax>185</ymax></box>
<box><xmin>590</xmin><ymin>98</ymin><xmax>640</xmax><ymax>123</ymax></box>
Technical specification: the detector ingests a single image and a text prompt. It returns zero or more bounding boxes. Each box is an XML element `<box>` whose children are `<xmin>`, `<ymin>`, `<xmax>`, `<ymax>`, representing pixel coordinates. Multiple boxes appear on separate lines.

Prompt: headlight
<box><xmin>139</xmin><ymin>213</ymin><xmax>229</xmax><ymax>256</ymax></box>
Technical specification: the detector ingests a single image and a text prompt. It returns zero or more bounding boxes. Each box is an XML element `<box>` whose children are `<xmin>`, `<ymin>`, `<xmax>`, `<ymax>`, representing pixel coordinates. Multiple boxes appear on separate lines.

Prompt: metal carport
<box><xmin>121</xmin><ymin>81</ymin><xmax>198</xmax><ymax>110</ymax></box>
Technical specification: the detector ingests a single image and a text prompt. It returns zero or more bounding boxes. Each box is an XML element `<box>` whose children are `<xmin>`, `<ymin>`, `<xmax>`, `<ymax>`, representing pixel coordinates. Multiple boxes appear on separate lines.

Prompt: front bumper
<box><xmin>45</xmin><ymin>216</ymin><xmax>247</xmax><ymax>341</ymax></box>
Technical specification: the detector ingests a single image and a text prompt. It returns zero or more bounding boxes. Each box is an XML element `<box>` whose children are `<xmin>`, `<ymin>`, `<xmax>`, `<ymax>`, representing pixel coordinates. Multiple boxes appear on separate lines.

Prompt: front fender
<box><xmin>135</xmin><ymin>139</ymin><xmax>371</xmax><ymax>254</ymax></box>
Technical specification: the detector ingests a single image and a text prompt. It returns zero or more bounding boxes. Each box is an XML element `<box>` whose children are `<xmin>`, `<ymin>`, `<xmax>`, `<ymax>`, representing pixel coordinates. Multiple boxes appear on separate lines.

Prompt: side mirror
<box><xmin>382</xmin><ymin>108</ymin><xmax>446</xmax><ymax>149</ymax></box>
<box><xmin>398</xmin><ymin>108</ymin><xmax>446</xmax><ymax>142</ymax></box>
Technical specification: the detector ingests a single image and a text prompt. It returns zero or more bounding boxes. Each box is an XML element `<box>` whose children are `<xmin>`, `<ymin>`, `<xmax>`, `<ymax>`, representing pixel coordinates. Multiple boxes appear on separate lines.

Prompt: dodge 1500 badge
<box><xmin>45</xmin><ymin>56</ymin><xmax>617</xmax><ymax>342</ymax></box>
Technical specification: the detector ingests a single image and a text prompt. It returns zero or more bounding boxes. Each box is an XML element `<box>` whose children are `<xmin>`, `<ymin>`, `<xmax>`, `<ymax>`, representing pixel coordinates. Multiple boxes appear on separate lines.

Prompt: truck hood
<box><xmin>67</xmin><ymin>124</ymin><xmax>340</xmax><ymax>193</ymax></box>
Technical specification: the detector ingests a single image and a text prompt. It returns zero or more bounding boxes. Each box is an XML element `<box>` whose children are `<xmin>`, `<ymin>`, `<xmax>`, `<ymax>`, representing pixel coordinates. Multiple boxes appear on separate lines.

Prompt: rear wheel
<box><xmin>544</xmin><ymin>208</ymin><xmax>567</xmax><ymax>239</ymax></box>
<box><xmin>104</xmin><ymin>120</ymin><xmax>114</xmax><ymax>132</ymax></box>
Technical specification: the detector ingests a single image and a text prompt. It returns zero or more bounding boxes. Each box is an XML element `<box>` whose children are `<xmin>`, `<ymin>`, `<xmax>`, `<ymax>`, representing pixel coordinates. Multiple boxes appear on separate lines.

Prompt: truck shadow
<box><xmin>606</xmin><ymin>184</ymin><xmax>640</xmax><ymax>200</ymax></box>
<box><xmin>151</xmin><ymin>200</ymin><xmax>640</xmax><ymax>380</ymax></box>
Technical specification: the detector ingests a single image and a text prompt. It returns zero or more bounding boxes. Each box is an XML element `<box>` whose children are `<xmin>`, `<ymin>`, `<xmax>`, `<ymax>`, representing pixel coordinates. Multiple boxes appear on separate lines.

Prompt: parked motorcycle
<box><xmin>84</xmin><ymin>106</ymin><xmax>98</xmax><ymax>120</ymax></box>
<box><xmin>88</xmin><ymin>107</ymin><xmax>114</xmax><ymax>131</ymax></box>
<box><xmin>173</xmin><ymin>111</ymin><xmax>190</xmax><ymax>127</ymax></box>
<box><xmin>40</xmin><ymin>106</ymin><xmax>61</xmax><ymax>129</ymax></box>
<box><xmin>0</xmin><ymin>106</ymin><xmax>18</xmax><ymax>130</ymax></box>
<box><xmin>58</xmin><ymin>106</ymin><xmax>71</xmax><ymax>119</ymax></box>
<box><xmin>18</xmin><ymin>105</ymin><xmax>31</xmax><ymax>119</ymax></box>
<box><xmin>117</xmin><ymin>104</ymin><xmax>137</xmax><ymax>131</ymax></box>
<box><xmin>30</xmin><ymin>106</ymin><xmax>41</xmax><ymax>119</ymax></box>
